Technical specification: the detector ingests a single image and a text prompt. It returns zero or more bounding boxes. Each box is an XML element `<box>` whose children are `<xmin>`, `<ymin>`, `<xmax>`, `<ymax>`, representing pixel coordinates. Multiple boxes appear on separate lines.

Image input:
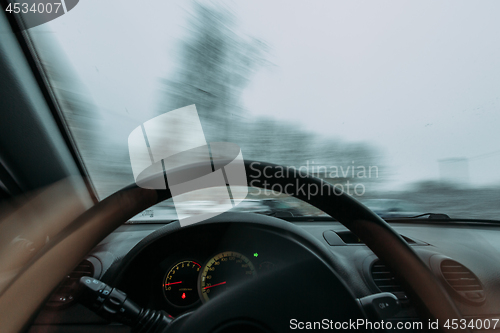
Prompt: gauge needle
<box><xmin>204</xmin><ymin>281</ymin><xmax>226</xmax><ymax>289</ymax></box>
<box><xmin>165</xmin><ymin>281</ymin><xmax>182</xmax><ymax>286</ymax></box>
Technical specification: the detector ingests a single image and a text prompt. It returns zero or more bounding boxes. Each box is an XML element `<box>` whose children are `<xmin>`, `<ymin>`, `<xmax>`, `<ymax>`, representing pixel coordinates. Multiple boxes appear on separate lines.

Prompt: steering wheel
<box><xmin>0</xmin><ymin>160</ymin><xmax>467</xmax><ymax>332</ymax></box>
<box><xmin>107</xmin><ymin>160</ymin><xmax>468</xmax><ymax>333</ymax></box>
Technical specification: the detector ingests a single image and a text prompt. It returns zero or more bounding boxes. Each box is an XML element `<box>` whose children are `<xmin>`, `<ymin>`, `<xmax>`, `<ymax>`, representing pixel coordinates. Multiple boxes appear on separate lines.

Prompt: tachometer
<box><xmin>163</xmin><ymin>260</ymin><xmax>201</xmax><ymax>307</ymax></box>
<box><xmin>199</xmin><ymin>251</ymin><xmax>256</xmax><ymax>302</ymax></box>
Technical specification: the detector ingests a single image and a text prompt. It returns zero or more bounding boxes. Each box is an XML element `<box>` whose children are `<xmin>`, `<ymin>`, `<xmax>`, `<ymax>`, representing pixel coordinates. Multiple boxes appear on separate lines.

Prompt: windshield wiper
<box><xmin>394</xmin><ymin>213</ymin><xmax>450</xmax><ymax>219</ymax></box>
<box><xmin>126</xmin><ymin>219</ymin><xmax>178</xmax><ymax>224</ymax></box>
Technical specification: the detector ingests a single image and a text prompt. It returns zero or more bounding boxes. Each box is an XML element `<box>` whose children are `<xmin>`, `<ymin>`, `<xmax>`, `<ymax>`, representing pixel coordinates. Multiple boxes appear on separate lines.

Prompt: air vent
<box><xmin>440</xmin><ymin>259</ymin><xmax>485</xmax><ymax>304</ymax></box>
<box><xmin>45</xmin><ymin>259</ymin><xmax>95</xmax><ymax>308</ymax></box>
<box><xmin>370</xmin><ymin>260</ymin><xmax>408</xmax><ymax>302</ymax></box>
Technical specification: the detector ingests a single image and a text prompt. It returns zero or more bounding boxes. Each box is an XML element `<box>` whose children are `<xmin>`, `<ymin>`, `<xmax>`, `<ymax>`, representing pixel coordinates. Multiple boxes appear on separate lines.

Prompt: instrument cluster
<box><xmin>161</xmin><ymin>250</ymin><xmax>276</xmax><ymax>312</ymax></box>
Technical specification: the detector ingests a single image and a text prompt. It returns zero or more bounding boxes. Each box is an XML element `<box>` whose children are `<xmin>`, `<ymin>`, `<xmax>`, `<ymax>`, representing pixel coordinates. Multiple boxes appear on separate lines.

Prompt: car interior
<box><xmin>1</xmin><ymin>1</ymin><xmax>499</xmax><ymax>333</ymax></box>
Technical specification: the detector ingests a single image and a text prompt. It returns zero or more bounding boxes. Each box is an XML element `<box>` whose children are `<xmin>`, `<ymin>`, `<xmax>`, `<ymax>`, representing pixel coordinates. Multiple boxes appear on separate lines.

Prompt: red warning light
<box><xmin>181</xmin><ymin>293</ymin><xmax>186</xmax><ymax>299</ymax></box>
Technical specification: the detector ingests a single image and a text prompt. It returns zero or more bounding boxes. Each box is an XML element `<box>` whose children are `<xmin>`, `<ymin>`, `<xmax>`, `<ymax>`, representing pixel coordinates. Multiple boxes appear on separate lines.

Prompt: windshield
<box><xmin>29</xmin><ymin>0</ymin><xmax>500</xmax><ymax>220</ymax></box>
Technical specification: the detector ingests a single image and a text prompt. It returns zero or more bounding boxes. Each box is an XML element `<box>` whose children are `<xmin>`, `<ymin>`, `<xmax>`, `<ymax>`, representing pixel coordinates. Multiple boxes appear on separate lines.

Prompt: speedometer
<box><xmin>199</xmin><ymin>251</ymin><xmax>256</xmax><ymax>302</ymax></box>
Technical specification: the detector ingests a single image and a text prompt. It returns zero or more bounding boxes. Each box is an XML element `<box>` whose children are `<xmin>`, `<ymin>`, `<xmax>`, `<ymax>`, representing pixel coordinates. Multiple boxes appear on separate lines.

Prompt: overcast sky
<box><xmin>32</xmin><ymin>0</ymin><xmax>500</xmax><ymax>189</ymax></box>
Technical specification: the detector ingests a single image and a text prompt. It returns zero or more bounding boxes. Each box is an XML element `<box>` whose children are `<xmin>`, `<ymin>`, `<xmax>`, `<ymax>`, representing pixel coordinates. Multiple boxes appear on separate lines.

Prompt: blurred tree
<box><xmin>158</xmin><ymin>1</ymin><xmax>381</xmax><ymax>184</ymax></box>
<box><xmin>159</xmin><ymin>2</ymin><xmax>269</xmax><ymax>142</ymax></box>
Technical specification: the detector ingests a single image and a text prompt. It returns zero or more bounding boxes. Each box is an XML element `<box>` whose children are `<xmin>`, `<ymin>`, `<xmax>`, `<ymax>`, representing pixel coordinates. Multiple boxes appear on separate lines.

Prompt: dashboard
<box><xmin>31</xmin><ymin>213</ymin><xmax>500</xmax><ymax>332</ymax></box>
<box><xmin>112</xmin><ymin>220</ymin><xmax>300</xmax><ymax>317</ymax></box>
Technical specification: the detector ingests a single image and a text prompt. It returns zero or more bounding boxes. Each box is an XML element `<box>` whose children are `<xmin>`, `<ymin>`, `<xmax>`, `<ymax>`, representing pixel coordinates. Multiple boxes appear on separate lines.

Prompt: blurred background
<box><xmin>28</xmin><ymin>0</ymin><xmax>500</xmax><ymax>220</ymax></box>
